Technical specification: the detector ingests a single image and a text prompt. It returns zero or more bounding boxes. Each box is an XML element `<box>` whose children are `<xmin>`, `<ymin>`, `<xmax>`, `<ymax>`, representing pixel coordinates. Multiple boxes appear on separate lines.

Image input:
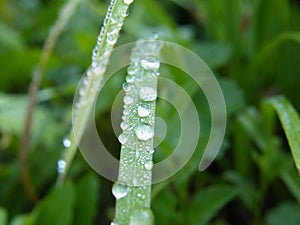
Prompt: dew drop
<box><xmin>123</xmin><ymin>82</ymin><xmax>132</xmax><ymax>92</ymax></box>
<box><xmin>93</xmin><ymin>66</ymin><xmax>104</xmax><ymax>76</ymax></box>
<box><xmin>129</xmin><ymin>208</ymin><xmax>154</xmax><ymax>225</ymax></box>
<box><xmin>126</xmin><ymin>75</ymin><xmax>135</xmax><ymax>83</ymax></box>
<box><xmin>118</xmin><ymin>133</ymin><xmax>128</xmax><ymax>144</ymax></box>
<box><xmin>135</xmin><ymin>124</ymin><xmax>154</xmax><ymax>141</ymax></box>
<box><xmin>148</xmin><ymin>148</ymin><xmax>154</xmax><ymax>154</ymax></box>
<box><xmin>57</xmin><ymin>160</ymin><xmax>66</xmax><ymax>174</ymax></box>
<box><xmin>79</xmin><ymin>88</ymin><xmax>85</xmax><ymax>96</ymax></box>
<box><xmin>138</xmin><ymin>106</ymin><xmax>150</xmax><ymax>117</ymax></box>
<box><xmin>112</xmin><ymin>183</ymin><xmax>129</xmax><ymax>199</ymax></box>
<box><xmin>141</xmin><ymin>58</ymin><xmax>160</xmax><ymax>70</ymax></box>
<box><xmin>136</xmin><ymin>150</ymin><xmax>140</xmax><ymax>159</ymax></box>
<box><xmin>63</xmin><ymin>138</ymin><xmax>71</xmax><ymax>148</ymax></box>
<box><xmin>107</xmin><ymin>35</ymin><xmax>118</xmax><ymax>45</ymax></box>
<box><xmin>124</xmin><ymin>96</ymin><xmax>133</xmax><ymax>105</ymax></box>
<box><xmin>127</xmin><ymin>66</ymin><xmax>137</xmax><ymax>76</ymax></box>
<box><xmin>124</xmin><ymin>0</ymin><xmax>134</xmax><ymax>5</ymax></box>
<box><xmin>120</xmin><ymin>121</ymin><xmax>129</xmax><ymax>130</ymax></box>
<box><xmin>144</xmin><ymin>161</ymin><xmax>153</xmax><ymax>170</ymax></box>
<box><xmin>139</xmin><ymin>87</ymin><xmax>157</xmax><ymax>101</ymax></box>
<box><xmin>123</xmin><ymin>109</ymin><xmax>129</xmax><ymax>115</ymax></box>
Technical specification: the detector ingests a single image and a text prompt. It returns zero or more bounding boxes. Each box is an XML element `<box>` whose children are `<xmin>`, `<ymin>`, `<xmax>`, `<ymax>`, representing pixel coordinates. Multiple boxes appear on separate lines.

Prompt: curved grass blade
<box><xmin>56</xmin><ymin>0</ymin><xmax>134</xmax><ymax>185</ymax></box>
<box><xmin>263</xmin><ymin>96</ymin><xmax>300</xmax><ymax>174</ymax></box>
<box><xmin>252</xmin><ymin>32</ymin><xmax>300</xmax><ymax>70</ymax></box>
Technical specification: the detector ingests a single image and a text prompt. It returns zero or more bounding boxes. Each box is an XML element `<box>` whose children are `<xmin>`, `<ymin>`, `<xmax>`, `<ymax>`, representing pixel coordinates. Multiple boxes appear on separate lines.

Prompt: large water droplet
<box><xmin>124</xmin><ymin>96</ymin><xmax>133</xmax><ymax>105</ymax></box>
<box><xmin>118</xmin><ymin>133</ymin><xmax>128</xmax><ymax>144</ymax></box>
<box><xmin>138</xmin><ymin>106</ymin><xmax>150</xmax><ymax>117</ymax></box>
<box><xmin>124</xmin><ymin>0</ymin><xmax>134</xmax><ymax>5</ymax></box>
<box><xmin>144</xmin><ymin>161</ymin><xmax>153</xmax><ymax>170</ymax></box>
<box><xmin>57</xmin><ymin>160</ymin><xmax>66</xmax><ymax>174</ymax></box>
<box><xmin>112</xmin><ymin>183</ymin><xmax>129</xmax><ymax>199</ymax></box>
<box><xmin>141</xmin><ymin>58</ymin><xmax>160</xmax><ymax>70</ymax></box>
<box><xmin>135</xmin><ymin>124</ymin><xmax>154</xmax><ymax>141</ymax></box>
<box><xmin>120</xmin><ymin>121</ymin><xmax>129</xmax><ymax>130</ymax></box>
<box><xmin>139</xmin><ymin>87</ymin><xmax>157</xmax><ymax>101</ymax></box>
<box><xmin>63</xmin><ymin>138</ymin><xmax>71</xmax><ymax>148</ymax></box>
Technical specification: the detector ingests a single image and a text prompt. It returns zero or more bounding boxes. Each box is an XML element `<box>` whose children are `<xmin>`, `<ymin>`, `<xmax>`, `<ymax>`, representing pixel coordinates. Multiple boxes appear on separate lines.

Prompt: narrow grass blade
<box><xmin>57</xmin><ymin>0</ymin><xmax>134</xmax><ymax>185</ymax></box>
<box><xmin>264</xmin><ymin>96</ymin><xmax>300</xmax><ymax>174</ymax></box>
<box><xmin>112</xmin><ymin>38</ymin><xmax>162</xmax><ymax>225</ymax></box>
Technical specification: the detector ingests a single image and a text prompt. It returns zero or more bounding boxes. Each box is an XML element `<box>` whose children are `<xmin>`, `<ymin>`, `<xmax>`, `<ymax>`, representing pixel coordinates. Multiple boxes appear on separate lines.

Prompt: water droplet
<box><xmin>63</xmin><ymin>138</ymin><xmax>71</xmax><ymax>148</ymax></box>
<box><xmin>124</xmin><ymin>0</ymin><xmax>134</xmax><ymax>5</ymax></box>
<box><xmin>135</xmin><ymin>124</ymin><xmax>154</xmax><ymax>141</ymax></box>
<box><xmin>107</xmin><ymin>35</ymin><xmax>117</xmax><ymax>45</ymax></box>
<box><xmin>138</xmin><ymin>106</ymin><xmax>150</xmax><ymax>117</ymax></box>
<box><xmin>110</xmin><ymin>222</ymin><xmax>117</xmax><ymax>225</ymax></box>
<box><xmin>57</xmin><ymin>160</ymin><xmax>66</xmax><ymax>174</ymax></box>
<box><xmin>144</xmin><ymin>161</ymin><xmax>153</xmax><ymax>170</ymax></box>
<box><xmin>118</xmin><ymin>133</ymin><xmax>128</xmax><ymax>144</ymax></box>
<box><xmin>141</xmin><ymin>58</ymin><xmax>160</xmax><ymax>70</ymax></box>
<box><xmin>79</xmin><ymin>88</ymin><xmax>85</xmax><ymax>96</ymax></box>
<box><xmin>93</xmin><ymin>66</ymin><xmax>104</xmax><ymax>76</ymax></box>
<box><xmin>123</xmin><ymin>82</ymin><xmax>132</xmax><ymax>92</ymax></box>
<box><xmin>120</xmin><ymin>9</ymin><xmax>129</xmax><ymax>18</ymax></box>
<box><xmin>112</xmin><ymin>183</ymin><xmax>129</xmax><ymax>199</ymax></box>
<box><xmin>126</xmin><ymin>75</ymin><xmax>135</xmax><ymax>83</ymax></box>
<box><xmin>148</xmin><ymin>149</ymin><xmax>154</xmax><ymax>154</ymax></box>
<box><xmin>123</xmin><ymin>109</ymin><xmax>129</xmax><ymax>115</ymax></box>
<box><xmin>136</xmin><ymin>150</ymin><xmax>140</xmax><ymax>159</ymax></box>
<box><xmin>129</xmin><ymin>209</ymin><xmax>154</xmax><ymax>225</ymax></box>
<box><xmin>128</xmin><ymin>65</ymin><xmax>137</xmax><ymax>75</ymax></box>
<box><xmin>124</xmin><ymin>96</ymin><xmax>133</xmax><ymax>105</ymax></box>
<box><xmin>120</xmin><ymin>121</ymin><xmax>129</xmax><ymax>130</ymax></box>
<box><xmin>139</xmin><ymin>87</ymin><xmax>157</xmax><ymax>101</ymax></box>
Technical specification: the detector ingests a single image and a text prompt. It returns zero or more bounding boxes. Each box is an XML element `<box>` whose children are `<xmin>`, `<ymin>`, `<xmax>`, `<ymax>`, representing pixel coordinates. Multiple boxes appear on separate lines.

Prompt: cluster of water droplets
<box><xmin>112</xmin><ymin>38</ymin><xmax>162</xmax><ymax>225</ymax></box>
<box><xmin>92</xmin><ymin>0</ymin><xmax>132</xmax><ymax>62</ymax></box>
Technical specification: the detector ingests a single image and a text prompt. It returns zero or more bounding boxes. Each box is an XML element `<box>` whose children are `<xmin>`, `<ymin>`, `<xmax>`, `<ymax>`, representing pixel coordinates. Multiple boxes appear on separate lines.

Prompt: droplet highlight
<box><xmin>57</xmin><ymin>160</ymin><xmax>66</xmax><ymax>174</ymax></box>
<box><xmin>118</xmin><ymin>133</ymin><xmax>128</xmax><ymax>144</ymax></box>
<box><xmin>138</xmin><ymin>106</ymin><xmax>150</xmax><ymax>117</ymax></box>
<box><xmin>144</xmin><ymin>161</ymin><xmax>153</xmax><ymax>170</ymax></box>
<box><xmin>124</xmin><ymin>96</ymin><xmax>133</xmax><ymax>105</ymax></box>
<box><xmin>124</xmin><ymin>0</ymin><xmax>134</xmax><ymax>5</ymax></box>
<box><xmin>139</xmin><ymin>87</ymin><xmax>157</xmax><ymax>101</ymax></box>
<box><xmin>141</xmin><ymin>58</ymin><xmax>160</xmax><ymax>70</ymax></box>
<box><xmin>112</xmin><ymin>183</ymin><xmax>129</xmax><ymax>199</ymax></box>
<box><xmin>63</xmin><ymin>138</ymin><xmax>71</xmax><ymax>148</ymax></box>
<box><xmin>135</xmin><ymin>124</ymin><xmax>154</xmax><ymax>141</ymax></box>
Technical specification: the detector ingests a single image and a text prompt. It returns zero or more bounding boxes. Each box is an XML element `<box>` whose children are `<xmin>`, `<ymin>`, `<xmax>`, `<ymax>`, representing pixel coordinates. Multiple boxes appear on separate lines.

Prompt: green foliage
<box><xmin>0</xmin><ymin>0</ymin><xmax>300</xmax><ymax>224</ymax></box>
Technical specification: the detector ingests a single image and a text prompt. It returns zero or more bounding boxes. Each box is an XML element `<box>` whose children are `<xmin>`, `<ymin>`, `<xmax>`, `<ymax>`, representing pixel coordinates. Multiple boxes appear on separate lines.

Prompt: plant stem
<box><xmin>112</xmin><ymin>39</ymin><xmax>162</xmax><ymax>225</ymax></box>
<box><xmin>19</xmin><ymin>0</ymin><xmax>81</xmax><ymax>202</ymax></box>
<box><xmin>57</xmin><ymin>0</ymin><xmax>134</xmax><ymax>184</ymax></box>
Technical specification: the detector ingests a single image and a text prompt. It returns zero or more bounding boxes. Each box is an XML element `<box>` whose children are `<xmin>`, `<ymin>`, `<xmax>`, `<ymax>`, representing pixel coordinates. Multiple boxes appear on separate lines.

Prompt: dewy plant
<box><xmin>112</xmin><ymin>39</ymin><xmax>162</xmax><ymax>225</ymax></box>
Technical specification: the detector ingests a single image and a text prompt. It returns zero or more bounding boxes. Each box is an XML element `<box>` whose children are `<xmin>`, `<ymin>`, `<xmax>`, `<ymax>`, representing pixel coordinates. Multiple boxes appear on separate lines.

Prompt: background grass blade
<box><xmin>264</xmin><ymin>96</ymin><xmax>300</xmax><ymax>174</ymax></box>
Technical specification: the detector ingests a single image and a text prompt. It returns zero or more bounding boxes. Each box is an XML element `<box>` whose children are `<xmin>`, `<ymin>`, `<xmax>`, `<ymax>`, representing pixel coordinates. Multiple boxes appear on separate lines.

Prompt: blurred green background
<box><xmin>1</xmin><ymin>0</ymin><xmax>300</xmax><ymax>224</ymax></box>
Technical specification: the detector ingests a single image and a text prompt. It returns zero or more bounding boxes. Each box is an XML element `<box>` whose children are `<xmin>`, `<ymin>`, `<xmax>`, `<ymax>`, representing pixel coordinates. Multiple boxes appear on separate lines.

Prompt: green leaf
<box><xmin>9</xmin><ymin>212</ymin><xmax>38</xmax><ymax>225</ymax></box>
<box><xmin>186</xmin><ymin>185</ymin><xmax>237</xmax><ymax>225</ymax></box>
<box><xmin>281</xmin><ymin>167</ymin><xmax>300</xmax><ymax>204</ymax></box>
<box><xmin>252</xmin><ymin>32</ymin><xmax>300</xmax><ymax>70</ymax></box>
<box><xmin>0</xmin><ymin>22</ymin><xmax>25</xmax><ymax>51</ymax></box>
<box><xmin>74</xmin><ymin>173</ymin><xmax>99</xmax><ymax>225</ymax></box>
<box><xmin>264</xmin><ymin>96</ymin><xmax>300</xmax><ymax>173</ymax></box>
<box><xmin>192</xmin><ymin>42</ymin><xmax>232</xmax><ymax>69</ymax></box>
<box><xmin>0</xmin><ymin>207</ymin><xmax>8</xmax><ymax>225</ymax></box>
<box><xmin>34</xmin><ymin>182</ymin><xmax>75</xmax><ymax>225</ymax></box>
<box><xmin>266</xmin><ymin>202</ymin><xmax>300</xmax><ymax>225</ymax></box>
